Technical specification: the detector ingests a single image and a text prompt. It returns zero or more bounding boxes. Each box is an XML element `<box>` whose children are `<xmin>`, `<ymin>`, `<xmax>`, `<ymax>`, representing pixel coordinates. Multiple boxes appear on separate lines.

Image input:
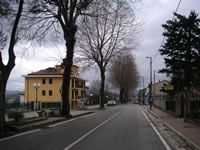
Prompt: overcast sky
<box><xmin>3</xmin><ymin>0</ymin><xmax>200</xmax><ymax>91</ymax></box>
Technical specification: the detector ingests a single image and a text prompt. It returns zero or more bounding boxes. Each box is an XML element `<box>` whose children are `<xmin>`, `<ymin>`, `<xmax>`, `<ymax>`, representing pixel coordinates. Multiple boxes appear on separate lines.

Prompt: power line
<box><xmin>144</xmin><ymin>0</ymin><xmax>182</xmax><ymax>84</ymax></box>
<box><xmin>152</xmin><ymin>0</ymin><xmax>182</xmax><ymax>63</ymax></box>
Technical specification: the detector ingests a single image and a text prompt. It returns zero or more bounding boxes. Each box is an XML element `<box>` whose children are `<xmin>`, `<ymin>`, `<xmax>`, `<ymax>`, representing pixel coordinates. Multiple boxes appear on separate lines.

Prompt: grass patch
<box><xmin>19</xmin><ymin>116</ymin><xmax>40</xmax><ymax>123</ymax></box>
<box><xmin>10</xmin><ymin>116</ymin><xmax>48</xmax><ymax>126</ymax></box>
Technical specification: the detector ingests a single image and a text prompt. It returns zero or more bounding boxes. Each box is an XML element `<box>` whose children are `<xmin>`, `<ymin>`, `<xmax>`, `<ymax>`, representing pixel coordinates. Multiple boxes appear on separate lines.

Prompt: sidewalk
<box><xmin>143</xmin><ymin>105</ymin><xmax>200</xmax><ymax>149</ymax></box>
<box><xmin>5</xmin><ymin>109</ymin><xmax>94</xmax><ymax>131</ymax></box>
<box><xmin>5</xmin><ymin>109</ymin><xmax>95</xmax><ymax>122</ymax></box>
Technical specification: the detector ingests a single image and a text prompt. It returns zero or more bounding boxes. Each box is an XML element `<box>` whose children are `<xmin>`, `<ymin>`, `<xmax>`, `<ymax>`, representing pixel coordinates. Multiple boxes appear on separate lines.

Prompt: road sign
<box><xmin>164</xmin><ymin>85</ymin><xmax>174</xmax><ymax>91</ymax></box>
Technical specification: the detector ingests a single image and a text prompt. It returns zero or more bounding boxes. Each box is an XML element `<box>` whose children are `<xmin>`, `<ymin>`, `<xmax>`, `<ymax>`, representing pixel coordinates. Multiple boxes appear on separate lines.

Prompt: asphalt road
<box><xmin>0</xmin><ymin>104</ymin><xmax>168</xmax><ymax>150</ymax></box>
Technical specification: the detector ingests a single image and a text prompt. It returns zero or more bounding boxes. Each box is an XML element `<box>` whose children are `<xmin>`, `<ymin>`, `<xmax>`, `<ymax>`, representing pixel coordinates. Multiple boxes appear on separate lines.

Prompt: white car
<box><xmin>107</xmin><ymin>100</ymin><xmax>117</xmax><ymax>106</ymax></box>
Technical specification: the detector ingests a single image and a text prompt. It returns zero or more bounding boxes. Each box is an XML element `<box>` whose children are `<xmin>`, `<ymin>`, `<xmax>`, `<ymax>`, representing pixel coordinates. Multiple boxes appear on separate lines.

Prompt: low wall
<box><xmin>153</xmin><ymin>96</ymin><xmax>166</xmax><ymax>110</ymax></box>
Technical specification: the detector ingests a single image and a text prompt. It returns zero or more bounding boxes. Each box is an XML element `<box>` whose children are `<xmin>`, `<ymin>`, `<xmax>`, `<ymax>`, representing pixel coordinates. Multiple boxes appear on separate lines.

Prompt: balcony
<box><xmin>73</xmin><ymin>84</ymin><xmax>85</xmax><ymax>89</ymax></box>
<box><xmin>72</xmin><ymin>95</ymin><xmax>85</xmax><ymax>101</ymax></box>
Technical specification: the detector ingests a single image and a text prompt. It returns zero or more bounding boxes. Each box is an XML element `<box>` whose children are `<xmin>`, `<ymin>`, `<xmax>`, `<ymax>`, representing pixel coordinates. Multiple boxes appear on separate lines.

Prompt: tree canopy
<box><xmin>159</xmin><ymin>11</ymin><xmax>200</xmax><ymax>93</ymax></box>
<box><xmin>109</xmin><ymin>54</ymin><xmax>139</xmax><ymax>103</ymax></box>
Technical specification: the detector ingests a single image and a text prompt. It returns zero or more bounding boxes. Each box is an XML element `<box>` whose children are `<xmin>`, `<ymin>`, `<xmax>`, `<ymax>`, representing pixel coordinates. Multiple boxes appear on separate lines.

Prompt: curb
<box><xmin>186</xmin><ymin>119</ymin><xmax>200</xmax><ymax>127</ymax></box>
<box><xmin>71</xmin><ymin>111</ymin><xmax>94</xmax><ymax>118</ymax></box>
<box><xmin>1</xmin><ymin>111</ymin><xmax>94</xmax><ymax>139</ymax></box>
<box><xmin>141</xmin><ymin>106</ymin><xmax>176</xmax><ymax>150</ymax></box>
<box><xmin>18</xmin><ymin>111</ymin><xmax>94</xmax><ymax>131</ymax></box>
<box><xmin>143</xmin><ymin>106</ymin><xmax>200</xmax><ymax>150</ymax></box>
<box><xmin>164</xmin><ymin>122</ymin><xmax>200</xmax><ymax>150</ymax></box>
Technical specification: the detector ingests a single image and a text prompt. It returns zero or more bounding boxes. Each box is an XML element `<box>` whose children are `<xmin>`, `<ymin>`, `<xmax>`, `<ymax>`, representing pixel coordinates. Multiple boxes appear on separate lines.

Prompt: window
<box><xmin>75</xmin><ymin>80</ymin><xmax>78</xmax><ymax>88</ymax></box>
<box><xmin>49</xmin><ymin>90</ymin><xmax>53</xmax><ymax>96</ymax></box>
<box><xmin>49</xmin><ymin>79</ymin><xmax>53</xmax><ymax>84</ymax></box>
<box><xmin>42</xmin><ymin>79</ymin><xmax>46</xmax><ymax>84</ymax></box>
<box><xmin>72</xmin><ymin>79</ymin><xmax>74</xmax><ymax>88</ymax></box>
<box><xmin>42</xmin><ymin>90</ymin><xmax>46</xmax><ymax>96</ymax></box>
<box><xmin>72</xmin><ymin>91</ymin><xmax>74</xmax><ymax>99</ymax></box>
<box><xmin>75</xmin><ymin>90</ymin><xmax>78</xmax><ymax>96</ymax></box>
<box><xmin>47</xmin><ymin>68</ymin><xmax>56</xmax><ymax>72</ymax></box>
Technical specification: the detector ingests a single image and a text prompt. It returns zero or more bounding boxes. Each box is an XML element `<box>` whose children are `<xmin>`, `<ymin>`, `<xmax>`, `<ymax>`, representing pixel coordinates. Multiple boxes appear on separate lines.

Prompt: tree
<box><xmin>159</xmin><ymin>11</ymin><xmax>200</xmax><ymax>120</ymax></box>
<box><xmin>90</xmin><ymin>80</ymin><xmax>109</xmax><ymax>96</ymax></box>
<box><xmin>0</xmin><ymin>0</ymin><xmax>24</xmax><ymax>132</ymax></box>
<box><xmin>26</xmin><ymin>0</ymin><xmax>93</xmax><ymax>117</ymax></box>
<box><xmin>109</xmin><ymin>54</ymin><xmax>139</xmax><ymax>103</ymax></box>
<box><xmin>76</xmin><ymin>0</ymin><xmax>138</xmax><ymax>108</ymax></box>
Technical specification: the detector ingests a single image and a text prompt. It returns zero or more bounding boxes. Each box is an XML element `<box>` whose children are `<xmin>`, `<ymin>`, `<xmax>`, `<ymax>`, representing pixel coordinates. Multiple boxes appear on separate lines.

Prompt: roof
<box><xmin>24</xmin><ymin>65</ymin><xmax>87</xmax><ymax>81</ymax></box>
<box><xmin>28</xmin><ymin>67</ymin><xmax>62</xmax><ymax>75</ymax></box>
<box><xmin>153</xmin><ymin>80</ymin><xmax>169</xmax><ymax>86</ymax></box>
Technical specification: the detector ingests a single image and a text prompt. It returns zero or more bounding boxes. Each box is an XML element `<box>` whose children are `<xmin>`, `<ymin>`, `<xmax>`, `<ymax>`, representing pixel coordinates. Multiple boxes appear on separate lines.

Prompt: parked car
<box><xmin>107</xmin><ymin>100</ymin><xmax>117</xmax><ymax>106</ymax></box>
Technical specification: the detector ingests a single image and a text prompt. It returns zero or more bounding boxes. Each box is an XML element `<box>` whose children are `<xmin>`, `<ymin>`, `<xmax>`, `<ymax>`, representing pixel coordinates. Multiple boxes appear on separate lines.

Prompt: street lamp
<box><xmin>33</xmin><ymin>83</ymin><xmax>40</xmax><ymax>111</ymax></box>
<box><xmin>146</xmin><ymin>56</ymin><xmax>152</xmax><ymax>110</ymax></box>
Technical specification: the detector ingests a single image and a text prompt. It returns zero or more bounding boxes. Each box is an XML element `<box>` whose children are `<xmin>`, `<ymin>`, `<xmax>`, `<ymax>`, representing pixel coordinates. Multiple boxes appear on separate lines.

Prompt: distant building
<box><xmin>152</xmin><ymin>80</ymin><xmax>169</xmax><ymax>97</ymax></box>
<box><xmin>19</xmin><ymin>91</ymin><xmax>25</xmax><ymax>103</ymax></box>
<box><xmin>23</xmin><ymin>65</ymin><xmax>87</xmax><ymax>110</ymax></box>
<box><xmin>139</xmin><ymin>80</ymin><xmax>170</xmax><ymax>105</ymax></box>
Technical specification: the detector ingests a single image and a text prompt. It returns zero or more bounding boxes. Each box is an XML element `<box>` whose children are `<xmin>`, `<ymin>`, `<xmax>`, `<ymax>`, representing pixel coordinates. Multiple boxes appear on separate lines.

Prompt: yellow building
<box><xmin>23</xmin><ymin>65</ymin><xmax>86</xmax><ymax>110</ymax></box>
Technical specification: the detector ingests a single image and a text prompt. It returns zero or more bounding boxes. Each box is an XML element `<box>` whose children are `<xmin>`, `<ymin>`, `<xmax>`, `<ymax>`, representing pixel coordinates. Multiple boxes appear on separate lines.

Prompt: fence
<box><xmin>166</xmin><ymin>101</ymin><xmax>176</xmax><ymax>112</ymax></box>
<box><xmin>41</xmin><ymin>102</ymin><xmax>61</xmax><ymax>109</ymax></box>
<box><xmin>190</xmin><ymin>100</ymin><xmax>200</xmax><ymax>119</ymax></box>
<box><xmin>6</xmin><ymin>103</ymin><xmax>32</xmax><ymax>112</ymax></box>
<box><xmin>6</xmin><ymin>102</ymin><xmax>62</xmax><ymax>112</ymax></box>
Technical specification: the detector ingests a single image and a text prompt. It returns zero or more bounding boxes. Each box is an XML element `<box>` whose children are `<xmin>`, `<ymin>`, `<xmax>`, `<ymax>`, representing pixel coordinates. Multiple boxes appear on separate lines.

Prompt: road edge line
<box><xmin>140</xmin><ymin>107</ymin><xmax>171</xmax><ymax>150</ymax></box>
<box><xmin>0</xmin><ymin>129</ymin><xmax>41</xmax><ymax>142</ymax></box>
<box><xmin>64</xmin><ymin>110</ymin><xmax>122</xmax><ymax>150</ymax></box>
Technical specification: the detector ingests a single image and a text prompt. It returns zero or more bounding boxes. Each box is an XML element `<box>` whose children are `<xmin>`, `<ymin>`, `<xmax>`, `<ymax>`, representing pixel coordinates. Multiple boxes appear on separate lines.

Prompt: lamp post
<box><xmin>33</xmin><ymin>83</ymin><xmax>40</xmax><ymax>111</ymax></box>
<box><xmin>146</xmin><ymin>56</ymin><xmax>152</xmax><ymax>110</ymax></box>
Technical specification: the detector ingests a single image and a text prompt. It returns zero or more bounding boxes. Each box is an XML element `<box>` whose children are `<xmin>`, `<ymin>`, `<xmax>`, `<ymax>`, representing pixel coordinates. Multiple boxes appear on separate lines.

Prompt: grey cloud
<box><xmin>5</xmin><ymin>0</ymin><xmax>200</xmax><ymax>91</ymax></box>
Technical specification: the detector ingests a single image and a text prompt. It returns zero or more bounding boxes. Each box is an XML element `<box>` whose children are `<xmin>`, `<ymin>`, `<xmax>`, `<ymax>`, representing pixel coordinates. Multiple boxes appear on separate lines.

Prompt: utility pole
<box><xmin>146</xmin><ymin>57</ymin><xmax>152</xmax><ymax>110</ymax></box>
<box><xmin>142</xmin><ymin>76</ymin><xmax>145</xmax><ymax>105</ymax></box>
<box><xmin>33</xmin><ymin>83</ymin><xmax>40</xmax><ymax>111</ymax></box>
<box><xmin>153</xmin><ymin>70</ymin><xmax>155</xmax><ymax>107</ymax></box>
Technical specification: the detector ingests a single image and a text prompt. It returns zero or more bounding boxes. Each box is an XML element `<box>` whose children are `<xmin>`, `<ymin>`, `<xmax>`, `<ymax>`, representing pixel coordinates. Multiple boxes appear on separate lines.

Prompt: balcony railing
<box><xmin>72</xmin><ymin>95</ymin><xmax>84</xmax><ymax>100</ymax></box>
<box><xmin>73</xmin><ymin>84</ymin><xmax>85</xmax><ymax>89</ymax></box>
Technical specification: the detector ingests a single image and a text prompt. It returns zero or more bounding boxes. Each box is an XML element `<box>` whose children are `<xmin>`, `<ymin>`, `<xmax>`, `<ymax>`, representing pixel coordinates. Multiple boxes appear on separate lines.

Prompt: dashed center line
<box><xmin>64</xmin><ymin>110</ymin><xmax>123</xmax><ymax>150</ymax></box>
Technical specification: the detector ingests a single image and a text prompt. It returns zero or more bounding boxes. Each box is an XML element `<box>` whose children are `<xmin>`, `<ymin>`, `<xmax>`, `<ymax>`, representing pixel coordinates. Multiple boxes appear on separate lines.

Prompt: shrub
<box><xmin>8</xmin><ymin>112</ymin><xmax>24</xmax><ymax>122</ymax></box>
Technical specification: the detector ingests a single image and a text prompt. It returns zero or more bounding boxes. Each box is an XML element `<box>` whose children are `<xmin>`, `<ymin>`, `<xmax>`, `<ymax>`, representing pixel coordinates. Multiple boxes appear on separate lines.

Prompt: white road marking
<box><xmin>64</xmin><ymin>110</ymin><xmax>122</xmax><ymax>150</ymax></box>
<box><xmin>140</xmin><ymin>107</ymin><xmax>171</xmax><ymax>150</ymax></box>
<box><xmin>49</xmin><ymin>113</ymin><xmax>96</xmax><ymax>127</ymax></box>
<box><xmin>0</xmin><ymin>129</ymin><xmax>41</xmax><ymax>142</ymax></box>
<box><xmin>0</xmin><ymin>113</ymin><xmax>95</xmax><ymax>142</ymax></box>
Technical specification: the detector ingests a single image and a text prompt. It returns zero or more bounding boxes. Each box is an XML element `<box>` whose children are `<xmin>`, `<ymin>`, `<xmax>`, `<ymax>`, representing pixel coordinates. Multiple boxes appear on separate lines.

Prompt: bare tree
<box><xmin>76</xmin><ymin>0</ymin><xmax>139</xmax><ymax>108</ymax></box>
<box><xmin>109</xmin><ymin>54</ymin><xmax>139</xmax><ymax>103</ymax></box>
<box><xmin>25</xmin><ymin>0</ymin><xmax>94</xmax><ymax>117</ymax></box>
<box><xmin>0</xmin><ymin>0</ymin><xmax>24</xmax><ymax>132</ymax></box>
<box><xmin>90</xmin><ymin>80</ymin><xmax>109</xmax><ymax>96</ymax></box>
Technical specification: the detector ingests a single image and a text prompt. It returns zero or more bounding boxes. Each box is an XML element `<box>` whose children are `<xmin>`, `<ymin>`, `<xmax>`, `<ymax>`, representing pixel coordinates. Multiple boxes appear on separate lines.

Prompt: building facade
<box><xmin>139</xmin><ymin>80</ymin><xmax>169</xmax><ymax>105</ymax></box>
<box><xmin>23</xmin><ymin>65</ymin><xmax>86</xmax><ymax>110</ymax></box>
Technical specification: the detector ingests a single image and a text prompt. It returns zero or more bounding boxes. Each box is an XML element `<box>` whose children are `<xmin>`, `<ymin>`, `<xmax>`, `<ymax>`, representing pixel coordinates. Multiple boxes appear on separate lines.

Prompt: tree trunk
<box><xmin>184</xmin><ymin>89</ymin><xmax>191</xmax><ymax>122</ymax></box>
<box><xmin>100</xmin><ymin>68</ymin><xmax>105</xmax><ymax>108</ymax></box>
<box><xmin>0</xmin><ymin>80</ymin><xmax>7</xmax><ymax>133</ymax></box>
<box><xmin>124</xmin><ymin>89</ymin><xmax>128</xmax><ymax>103</ymax></box>
<box><xmin>61</xmin><ymin>60</ymin><xmax>71</xmax><ymax>117</ymax></box>
<box><xmin>120</xmin><ymin>88</ymin><xmax>124</xmax><ymax>104</ymax></box>
<box><xmin>0</xmin><ymin>65</ymin><xmax>15</xmax><ymax>133</ymax></box>
<box><xmin>0</xmin><ymin>0</ymin><xmax>24</xmax><ymax>133</ymax></box>
<box><xmin>184</xmin><ymin>94</ymin><xmax>188</xmax><ymax>121</ymax></box>
<box><xmin>61</xmin><ymin>24</ymin><xmax>77</xmax><ymax>117</ymax></box>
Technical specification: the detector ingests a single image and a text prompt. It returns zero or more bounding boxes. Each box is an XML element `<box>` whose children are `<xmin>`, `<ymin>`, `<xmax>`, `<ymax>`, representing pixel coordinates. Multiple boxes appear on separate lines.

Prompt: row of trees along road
<box><xmin>76</xmin><ymin>0</ymin><xmax>139</xmax><ymax>108</ymax></box>
<box><xmin>0</xmin><ymin>0</ymin><xmax>24</xmax><ymax>133</ymax></box>
<box><xmin>159</xmin><ymin>11</ymin><xmax>200</xmax><ymax>121</ymax></box>
<box><xmin>0</xmin><ymin>0</ymin><xmax>139</xmax><ymax>132</ymax></box>
<box><xmin>109</xmin><ymin>54</ymin><xmax>139</xmax><ymax>103</ymax></box>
